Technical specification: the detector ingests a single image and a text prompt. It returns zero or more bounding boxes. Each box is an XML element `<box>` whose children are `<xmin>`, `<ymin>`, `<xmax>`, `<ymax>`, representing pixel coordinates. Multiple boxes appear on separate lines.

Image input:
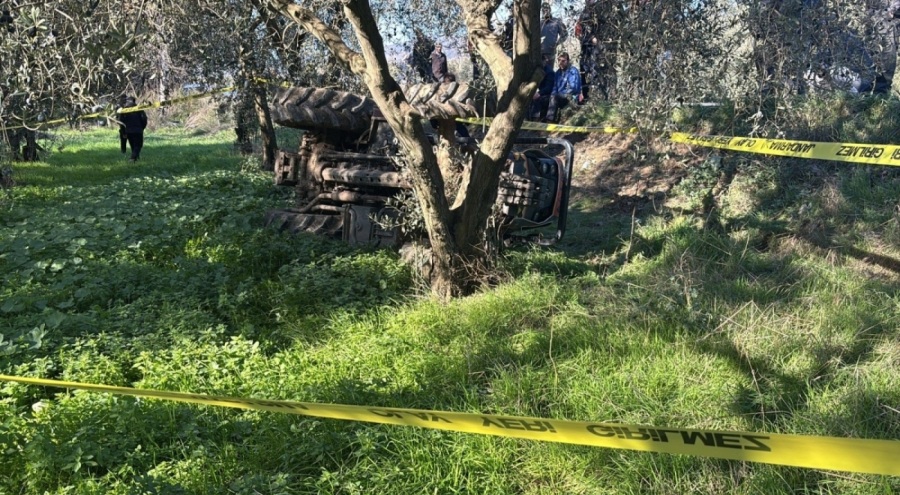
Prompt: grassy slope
<box><xmin>0</xmin><ymin>117</ymin><xmax>898</xmax><ymax>494</ymax></box>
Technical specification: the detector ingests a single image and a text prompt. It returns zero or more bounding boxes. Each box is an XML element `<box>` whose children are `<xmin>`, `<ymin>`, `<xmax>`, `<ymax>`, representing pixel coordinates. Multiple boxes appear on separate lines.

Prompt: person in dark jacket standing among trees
<box><xmin>873</xmin><ymin>0</ymin><xmax>900</xmax><ymax>92</ymax></box>
<box><xmin>117</xmin><ymin>96</ymin><xmax>148</xmax><ymax>162</ymax></box>
<box><xmin>408</xmin><ymin>28</ymin><xmax>435</xmax><ymax>82</ymax></box>
<box><xmin>431</xmin><ymin>42</ymin><xmax>448</xmax><ymax>83</ymax></box>
<box><xmin>540</xmin><ymin>2</ymin><xmax>568</xmax><ymax>58</ymax></box>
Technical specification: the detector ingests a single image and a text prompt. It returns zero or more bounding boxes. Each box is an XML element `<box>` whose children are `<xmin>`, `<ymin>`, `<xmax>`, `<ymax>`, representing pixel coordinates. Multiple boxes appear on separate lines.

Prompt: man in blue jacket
<box><xmin>546</xmin><ymin>52</ymin><xmax>582</xmax><ymax>123</ymax></box>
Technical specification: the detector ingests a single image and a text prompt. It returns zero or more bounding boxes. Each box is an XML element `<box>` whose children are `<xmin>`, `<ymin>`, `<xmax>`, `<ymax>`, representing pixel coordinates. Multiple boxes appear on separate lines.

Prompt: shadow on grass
<box><xmin>792</xmin><ymin>211</ymin><xmax>900</xmax><ymax>276</ymax></box>
<box><xmin>20</xmin><ymin>142</ymin><xmax>240</xmax><ymax>187</ymax></box>
<box><xmin>699</xmin><ymin>301</ymin><xmax>898</xmax><ymax>438</ymax></box>
<box><xmin>11</xmin><ymin>216</ymin><xmax>897</xmax><ymax>492</ymax></box>
<box><xmin>501</xmin><ymin>92</ymin><xmax>900</xmax><ymax>443</ymax></box>
<box><xmin>509</xmin><ymin>202</ymin><xmax>898</xmax><ymax>444</ymax></box>
<box><xmin>501</xmin><ymin>191</ymin><xmax>669</xmax><ymax>282</ymax></box>
<box><xmin>560</xmin><ymin>191</ymin><xmax>667</xmax><ymax>259</ymax></box>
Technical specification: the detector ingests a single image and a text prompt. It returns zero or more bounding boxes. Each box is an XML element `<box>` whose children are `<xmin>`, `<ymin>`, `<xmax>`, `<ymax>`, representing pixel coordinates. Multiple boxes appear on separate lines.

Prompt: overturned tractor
<box><xmin>265</xmin><ymin>82</ymin><xmax>573</xmax><ymax>247</ymax></box>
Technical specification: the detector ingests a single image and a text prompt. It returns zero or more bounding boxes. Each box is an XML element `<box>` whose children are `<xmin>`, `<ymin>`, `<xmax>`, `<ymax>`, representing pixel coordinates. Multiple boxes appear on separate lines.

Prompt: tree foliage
<box><xmin>0</xmin><ymin>0</ymin><xmax>142</xmax><ymax>159</ymax></box>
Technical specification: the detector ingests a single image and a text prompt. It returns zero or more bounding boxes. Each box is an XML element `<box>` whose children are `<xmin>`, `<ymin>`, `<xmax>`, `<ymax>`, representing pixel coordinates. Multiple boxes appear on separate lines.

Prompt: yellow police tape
<box><xmin>0</xmin><ymin>86</ymin><xmax>238</xmax><ymax>131</ymax></box>
<box><xmin>114</xmin><ymin>78</ymin><xmax>291</xmax><ymax>116</ymax></box>
<box><xmin>670</xmin><ymin>132</ymin><xmax>900</xmax><ymax>168</ymax></box>
<box><xmin>1</xmin><ymin>375</ymin><xmax>897</xmax><ymax>476</ymax></box>
<box><xmin>2</xmin><ymin>79</ymin><xmax>299</xmax><ymax>130</ymax></box>
<box><xmin>457</xmin><ymin>117</ymin><xmax>638</xmax><ymax>134</ymax></box>
<box><xmin>116</xmin><ymin>86</ymin><xmax>236</xmax><ymax>114</ymax></box>
<box><xmin>0</xmin><ymin>117</ymin><xmax>68</xmax><ymax>131</ymax></box>
<box><xmin>253</xmin><ymin>77</ymin><xmax>294</xmax><ymax>88</ymax></box>
<box><xmin>460</xmin><ymin>118</ymin><xmax>900</xmax><ymax>168</ymax></box>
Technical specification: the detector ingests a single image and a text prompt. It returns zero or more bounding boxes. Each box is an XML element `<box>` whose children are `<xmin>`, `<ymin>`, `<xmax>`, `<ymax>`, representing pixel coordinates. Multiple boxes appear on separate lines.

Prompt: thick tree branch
<box><xmin>266</xmin><ymin>0</ymin><xmax>366</xmax><ymax>74</ymax></box>
<box><xmin>267</xmin><ymin>0</ymin><xmax>460</xmax><ymax>285</ymax></box>
<box><xmin>265</xmin><ymin>0</ymin><xmax>543</xmax><ymax>294</ymax></box>
<box><xmin>451</xmin><ymin>0</ymin><xmax>543</xmax><ymax>248</ymax></box>
<box><xmin>340</xmin><ymin>0</ymin><xmax>456</xmax><ymax>264</ymax></box>
<box><xmin>462</xmin><ymin>0</ymin><xmax>512</xmax><ymax>88</ymax></box>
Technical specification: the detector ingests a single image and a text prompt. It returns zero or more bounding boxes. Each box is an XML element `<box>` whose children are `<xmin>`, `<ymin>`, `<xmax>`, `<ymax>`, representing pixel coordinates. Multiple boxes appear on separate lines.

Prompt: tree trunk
<box><xmin>2</xmin><ymin>129</ymin><xmax>22</xmax><ymax>161</ymax></box>
<box><xmin>242</xmin><ymin>3</ymin><xmax>280</xmax><ymax>170</ymax></box>
<box><xmin>253</xmin><ymin>85</ymin><xmax>277</xmax><ymax>170</ymax></box>
<box><xmin>236</xmin><ymin>33</ymin><xmax>263</xmax><ymax>158</ymax></box>
<box><xmin>894</xmin><ymin>47</ymin><xmax>900</xmax><ymax>96</ymax></box>
<box><xmin>234</xmin><ymin>91</ymin><xmax>256</xmax><ymax>155</ymax></box>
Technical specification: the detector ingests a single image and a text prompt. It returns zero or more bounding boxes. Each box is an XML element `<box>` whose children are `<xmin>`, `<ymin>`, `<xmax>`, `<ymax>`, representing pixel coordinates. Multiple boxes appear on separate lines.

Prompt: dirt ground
<box><xmin>564</xmin><ymin>131</ymin><xmax>699</xmax><ymax>201</ymax></box>
<box><xmin>558</xmin><ymin>129</ymin><xmax>900</xmax><ymax>282</ymax></box>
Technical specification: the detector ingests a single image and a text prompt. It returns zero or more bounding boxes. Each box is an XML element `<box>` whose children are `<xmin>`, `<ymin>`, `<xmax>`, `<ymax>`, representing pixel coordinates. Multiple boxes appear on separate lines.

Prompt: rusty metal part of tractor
<box><xmin>265</xmin><ymin>83</ymin><xmax>572</xmax><ymax>247</ymax></box>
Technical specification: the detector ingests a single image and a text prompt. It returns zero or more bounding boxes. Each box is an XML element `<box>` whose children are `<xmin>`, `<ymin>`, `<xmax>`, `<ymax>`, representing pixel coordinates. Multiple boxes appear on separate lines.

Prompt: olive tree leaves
<box><xmin>0</xmin><ymin>1</ymin><xmax>142</xmax><ymax>128</ymax></box>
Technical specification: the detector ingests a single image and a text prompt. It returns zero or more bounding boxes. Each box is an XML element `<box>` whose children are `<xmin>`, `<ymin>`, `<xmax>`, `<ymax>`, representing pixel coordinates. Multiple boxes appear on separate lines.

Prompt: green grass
<box><xmin>12</xmin><ymin>127</ymin><xmax>241</xmax><ymax>188</ymax></box>
<box><xmin>0</xmin><ymin>119</ymin><xmax>898</xmax><ymax>494</ymax></box>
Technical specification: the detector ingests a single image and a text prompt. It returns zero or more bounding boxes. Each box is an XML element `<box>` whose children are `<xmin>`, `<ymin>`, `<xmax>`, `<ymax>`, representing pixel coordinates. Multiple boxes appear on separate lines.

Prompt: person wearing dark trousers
<box><xmin>431</xmin><ymin>42</ymin><xmax>448</xmax><ymax>83</ymax></box>
<box><xmin>532</xmin><ymin>54</ymin><xmax>557</xmax><ymax>121</ymax></box>
<box><xmin>576</xmin><ymin>0</ymin><xmax>600</xmax><ymax>100</ymax></box>
<box><xmin>546</xmin><ymin>52</ymin><xmax>583</xmax><ymax>123</ymax></box>
<box><xmin>118</xmin><ymin>96</ymin><xmax>148</xmax><ymax>162</ymax></box>
<box><xmin>119</xmin><ymin>127</ymin><xmax>128</xmax><ymax>155</ymax></box>
<box><xmin>540</xmin><ymin>2</ymin><xmax>568</xmax><ymax>58</ymax></box>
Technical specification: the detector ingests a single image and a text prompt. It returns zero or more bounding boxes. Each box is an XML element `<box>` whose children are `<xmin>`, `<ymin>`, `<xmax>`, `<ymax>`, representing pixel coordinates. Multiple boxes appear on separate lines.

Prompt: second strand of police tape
<box><xmin>460</xmin><ymin>117</ymin><xmax>900</xmax><ymax>168</ymax></box>
<box><xmin>669</xmin><ymin>132</ymin><xmax>900</xmax><ymax>168</ymax></box>
<box><xmin>0</xmin><ymin>375</ymin><xmax>897</xmax><ymax>476</ymax></box>
<box><xmin>0</xmin><ymin>86</ymin><xmax>238</xmax><ymax>132</ymax></box>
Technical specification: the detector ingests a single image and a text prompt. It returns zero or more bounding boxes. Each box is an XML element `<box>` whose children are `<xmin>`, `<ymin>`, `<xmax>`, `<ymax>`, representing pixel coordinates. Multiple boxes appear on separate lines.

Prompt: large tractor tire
<box><xmin>271</xmin><ymin>83</ymin><xmax>495</xmax><ymax>133</ymax></box>
<box><xmin>405</xmin><ymin>82</ymin><xmax>494</xmax><ymax>119</ymax></box>
<box><xmin>271</xmin><ymin>87</ymin><xmax>376</xmax><ymax>133</ymax></box>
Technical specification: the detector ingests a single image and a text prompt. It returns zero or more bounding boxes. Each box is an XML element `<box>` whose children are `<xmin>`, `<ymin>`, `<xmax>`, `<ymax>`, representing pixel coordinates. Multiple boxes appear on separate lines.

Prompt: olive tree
<box><xmin>0</xmin><ymin>0</ymin><xmax>139</xmax><ymax>160</ymax></box>
<box><xmin>153</xmin><ymin>0</ymin><xmax>360</xmax><ymax>169</ymax></box>
<box><xmin>265</xmin><ymin>0</ymin><xmax>544</xmax><ymax>298</ymax></box>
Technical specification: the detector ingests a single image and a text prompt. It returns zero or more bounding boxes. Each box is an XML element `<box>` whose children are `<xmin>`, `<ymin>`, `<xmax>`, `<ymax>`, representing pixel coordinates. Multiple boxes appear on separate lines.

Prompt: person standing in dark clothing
<box><xmin>873</xmin><ymin>0</ymin><xmax>900</xmax><ymax>92</ymax></box>
<box><xmin>576</xmin><ymin>0</ymin><xmax>600</xmax><ymax>100</ymax></box>
<box><xmin>118</xmin><ymin>96</ymin><xmax>148</xmax><ymax>162</ymax></box>
<box><xmin>532</xmin><ymin>54</ymin><xmax>556</xmax><ymax>120</ymax></box>
<box><xmin>408</xmin><ymin>28</ymin><xmax>435</xmax><ymax>82</ymax></box>
<box><xmin>540</xmin><ymin>3</ymin><xmax>568</xmax><ymax>58</ymax></box>
<box><xmin>576</xmin><ymin>0</ymin><xmax>621</xmax><ymax>101</ymax></box>
<box><xmin>431</xmin><ymin>42</ymin><xmax>448</xmax><ymax>83</ymax></box>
